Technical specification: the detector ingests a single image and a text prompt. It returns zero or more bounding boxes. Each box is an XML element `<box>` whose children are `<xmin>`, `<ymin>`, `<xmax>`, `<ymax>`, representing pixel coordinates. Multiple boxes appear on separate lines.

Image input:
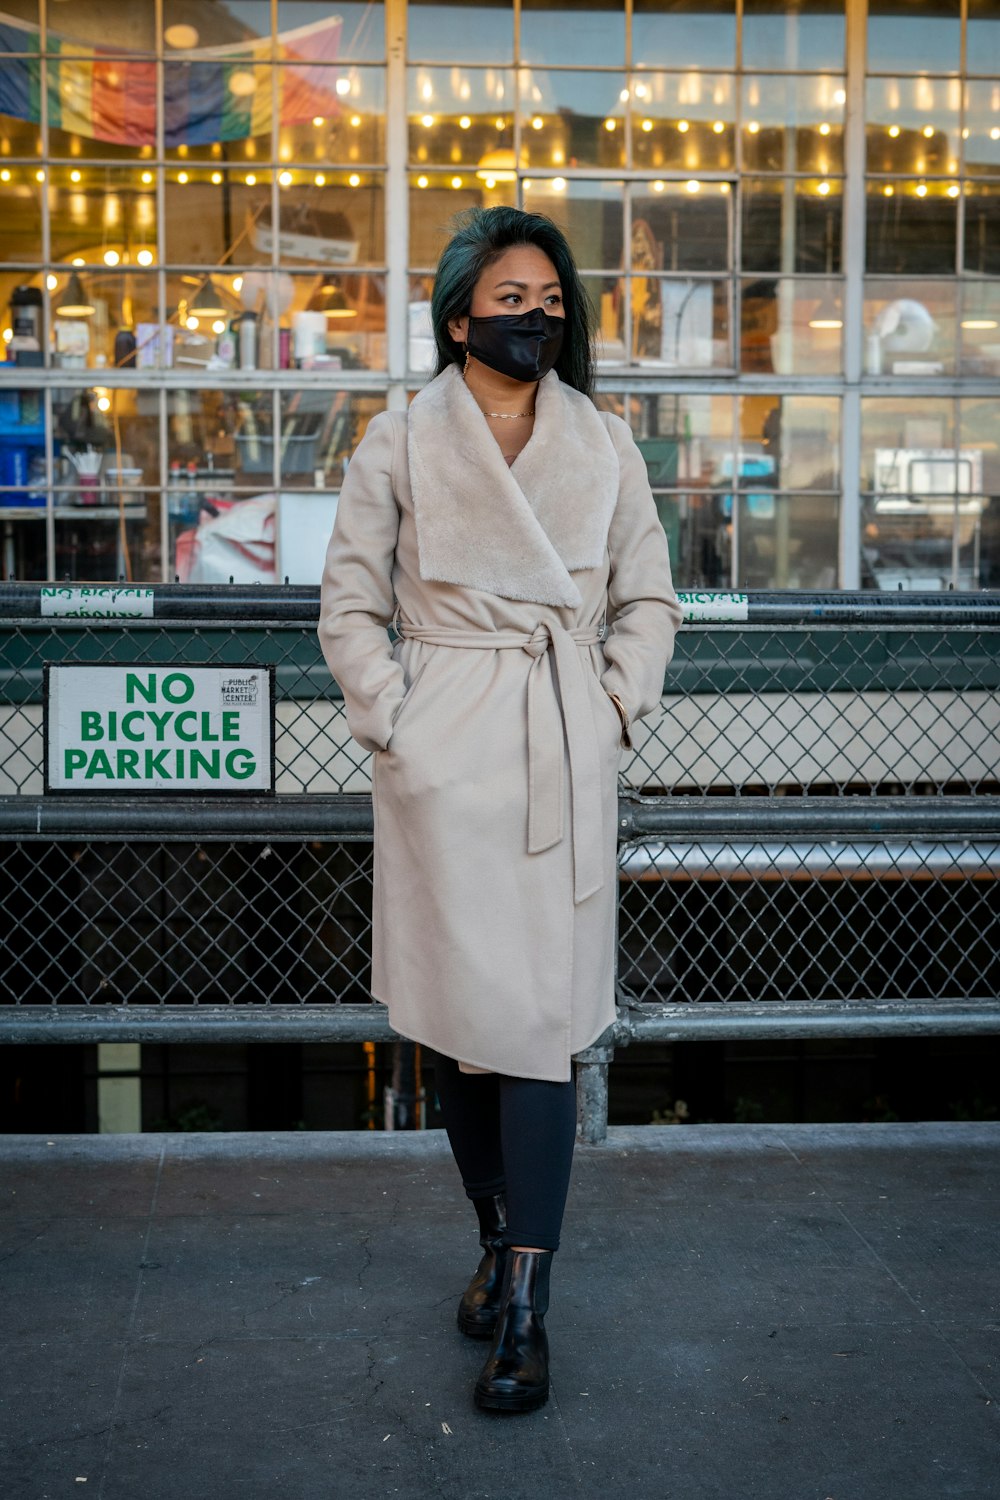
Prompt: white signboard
<box><xmin>40</xmin><ymin>587</ymin><xmax>155</xmax><ymax>619</ymax></box>
<box><xmin>45</xmin><ymin>666</ymin><xmax>274</xmax><ymax>793</ymax></box>
<box><xmin>676</xmin><ymin>591</ymin><xmax>749</xmax><ymax>623</ymax></box>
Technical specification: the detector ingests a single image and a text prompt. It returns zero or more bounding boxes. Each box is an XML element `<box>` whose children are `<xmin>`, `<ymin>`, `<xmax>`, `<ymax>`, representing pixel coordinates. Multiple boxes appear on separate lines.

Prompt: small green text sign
<box><xmin>44</xmin><ymin>665</ymin><xmax>274</xmax><ymax>794</ymax></box>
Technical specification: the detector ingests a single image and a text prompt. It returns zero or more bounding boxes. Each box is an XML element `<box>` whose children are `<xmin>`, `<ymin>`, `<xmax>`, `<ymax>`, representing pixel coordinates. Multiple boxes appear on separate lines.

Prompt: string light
<box><xmin>336</xmin><ymin>78</ymin><xmax>351</xmax><ymax>96</ymax></box>
<box><xmin>315</xmin><ymin>173</ymin><xmax>326</xmax><ymax>186</ymax></box>
<box><xmin>747</xmin><ymin>121</ymin><xmax>759</xmax><ymax>134</ymax></box>
<box><xmin>459</xmin><ymin>116</ymin><xmax>471</xmax><ymax>129</ymax></box>
<box><xmin>177</xmin><ymin>171</ymin><xmax>188</xmax><ymax>184</ymax></box>
<box><xmin>212</xmin><ymin>319</ymin><xmax>226</xmax><ymax>334</ymax></box>
<box><xmin>421</xmin><ymin>114</ymin><xmax>435</xmax><ymax>127</ymax></box>
<box><xmin>417</xmin><ymin>175</ymin><xmax>429</xmax><ymax>188</ymax></box>
<box><xmin>686</xmin><ymin>180</ymin><xmax>700</xmax><ymax>193</ymax></box>
<box><xmin>604</xmin><ymin>119</ymin><xmax>617</xmax><ymax>131</ymax></box>
<box><xmin>641</xmin><ymin>119</ymin><xmax>653</xmax><ymax>132</ymax></box>
<box><xmin>888</xmin><ymin>125</ymin><xmax>900</xmax><ymax>137</ymax></box>
<box><xmin>531</xmin><ymin>117</ymin><xmax>543</xmax><ymax>130</ymax></box>
<box><xmin>245</xmin><ymin>173</ymin><xmax>257</xmax><ymax>186</ymax></box>
<box><xmin>451</xmin><ymin>175</ymin><xmax>463</xmax><ymax>188</ymax></box>
<box><xmin>0</xmin><ymin>169</ymin><xmax>9</xmax><ymax>182</ymax></box>
<box><xmin>819</xmin><ymin>122</ymin><xmax>830</xmax><ymax>136</ymax></box>
<box><xmin>817</xmin><ymin>180</ymin><xmax>831</xmax><ymax>195</ymax></box>
<box><xmin>922</xmin><ymin>125</ymin><xmax>934</xmax><ymax>138</ymax></box>
<box><xmin>348</xmin><ymin>172</ymin><xmax>361</xmax><ymax>186</ymax></box>
<box><xmin>313</xmin><ymin>116</ymin><xmax>324</xmax><ymax>127</ymax></box>
<box><xmin>137</xmin><ymin>249</ymin><xmax>154</xmax><ymax>266</ymax></box>
<box><xmin>278</xmin><ymin>170</ymin><xmax>293</xmax><ymax>186</ymax></box>
<box><xmin>350</xmin><ymin>115</ymin><xmax>361</xmax><ymax>128</ymax></box>
<box><xmin>46</xmin><ymin>274</ymin><xmax>58</xmax><ymax>290</ymax></box>
<box><xmin>552</xmin><ymin>176</ymin><xmax>566</xmax><ymax>192</ymax></box>
<box><xmin>916</xmin><ymin>182</ymin><xmax>928</xmax><ymax>196</ymax></box>
<box><xmin>678</xmin><ymin>120</ymin><xmax>690</xmax><ymax>133</ymax></box>
<box><xmin>232</xmin><ymin>276</ymin><xmax>243</xmax><ymax>293</ymax></box>
<box><xmin>70</xmin><ymin>169</ymin><xmax>81</xmax><ymax>183</ymax></box>
<box><xmin>35</xmin><ymin>169</ymin><xmax>44</xmax><ymax>182</ymax></box>
<box><xmin>141</xmin><ymin>170</ymin><xmax>153</xmax><ymax>184</ymax></box>
<box><xmin>883</xmin><ymin>184</ymin><xmax>894</xmax><ymax>196</ymax></box>
<box><xmin>712</xmin><ymin>121</ymin><xmax>725</xmax><ymax>134</ymax></box>
<box><xmin>211</xmin><ymin>171</ymin><xmax>222</xmax><ymax>185</ymax></box>
<box><xmin>103</xmin><ymin>249</ymin><xmax>120</xmax><ymax>265</ymax></box>
<box><xmin>185</xmin><ymin>315</ymin><xmax>199</xmax><ymax>330</ymax></box>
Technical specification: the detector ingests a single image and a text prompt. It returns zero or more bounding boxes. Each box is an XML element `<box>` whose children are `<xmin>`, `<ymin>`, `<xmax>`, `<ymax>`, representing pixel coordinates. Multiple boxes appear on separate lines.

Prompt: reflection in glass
<box><xmin>278</xmin><ymin>2</ymin><xmax>385</xmax><ymax>61</ymax></box>
<box><xmin>740</xmin><ymin>76</ymin><xmax>845</xmax><ymax>174</ymax></box>
<box><xmin>48</xmin><ymin>167</ymin><xmax>158</xmax><ymax>267</ymax></box>
<box><xmin>631</xmin><ymin>0</ymin><xmax>736</xmax><ymax>71</ymax></box>
<box><xmin>865</xmin><ymin>180</ymin><xmax>958</xmax><ymax>276</ymax></box>
<box><xmin>740</xmin><ymin>394</ymin><xmax>840</xmax><ymax>491</ymax></box>
<box><xmin>407</xmin><ymin>67</ymin><xmax>513</xmax><ymax>167</ymax></box>
<box><xmin>740</xmin><ymin>278</ymin><xmax>843</xmax><ymax>375</ymax></box>
<box><xmin>0</xmin><ymin>6</ymin><xmax>39</xmax><ymax>50</ymax></box>
<box><xmin>743</xmin><ymin>0</ymin><xmax>845</xmax><ymax>71</ymax></box>
<box><xmin>162</xmin><ymin>1</ymin><xmax>271</xmax><ymax>54</ymax></box>
<box><xmin>865</xmin><ymin>77</ymin><xmax>961</xmax><ymax>175</ymax></box>
<box><xmin>968</xmin><ymin>0</ymin><xmax>1000</xmax><ymax>79</ymax></box>
<box><xmin>409</xmin><ymin>175</ymin><xmax>517</xmax><ymax>268</ymax></box>
<box><xmin>278</xmin><ymin>65</ymin><xmax>385</xmax><ymax>164</ymax></box>
<box><xmin>519</xmin><ymin>0</ymin><xmax>625</xmax><ymax>68</ymax></box>
<box><xmin>517</xmin><ymin>70</ymin><xmax>626</xmax><ymax>170</ymax></box>
<box><xmin>964</xmin><ymin>81</ymin><xmax>1000</xmax><ymax>177</ymax></box>
<box><xmin>965</xmin><ymin>182</ymin><xmax>1000</xmax><ymax>275</ymax></box>
<box><xmin>632</xmin><ymin>183</ymin><xmax>731</xmax><ymax>273</ymax></box>
<box><xmin>45</xmin><ymin>1</ymin><xmax>156</xmax><ymax>53</ymax></box>
<box><xmin>286</xmin><ymin>271</ymin><xmax>387</xmax><ymax>369</ymax></box>
<box><xmin>0</xmin><ymin>168</ymin><xmax>41</xmax><ymax>262</ymax></box>
<box><xmin>0</xmin><ymin>61</ymin><xmax>41</xmax><ymax>153</ymax></box>
<box><xmin>164</xmin><ymin>170</ymin><xmax>271</xmax><ymax>265</ymax></box>
<box><xmin>406</xmin><ymin>0</ymin><xmax>513</xmax><ymax>64</ymax></box>
<box><xmin>863</xmin><ymin>279</ymin><xmax>956</xmax><ymax>376</ymax></box>
<box><xmin>860</xmin><ymin>396</ymin><xmax>955</xmax><ymax>493</ymax></box>
<box><xmin>737</xmin><ymin>493</ymin><xmax>840</xmax><ymax>588</ymax></box>
<box><xmin>866</xmin><ymin>0</ymin><xmax>960</xmax><ymax>77</ymax></box>
<box><xmin>280</xmin><ymin>389</ymin><xmax>385</xmax><ymax>487</ymax></box>
<box><xmin>630</xmin><ymin>74</ymin><xmax>734</xmax><ymax>172</ymax></box>
<box><xmin>521</xmin><ymin>178</ymin><xmax>624</xmax><ymax>269</ymax></box>
<box><xmin>959</xmin><ymin>282</ymin><xmax>1000</xmax><ymax>375</ymax></box>
<box><xmin>631</xmin><ymin>277</ymin><xmax>730</xmax><ymax>368</ymax></box>
<box><xmin>741</xmin><ymin>177</ymin><xmax>842</xmax><ymax>275</ymax></box>
<box><xmin>47</xmin><ymin>271</ymin><xmax>159</xmax><ymax>372</ymax></box>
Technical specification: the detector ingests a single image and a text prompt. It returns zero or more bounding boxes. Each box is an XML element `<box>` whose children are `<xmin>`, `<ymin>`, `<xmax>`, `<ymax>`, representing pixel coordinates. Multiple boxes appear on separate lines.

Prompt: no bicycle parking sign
<box><xmin>44</xmin><ymin>665</ymin><xmax>275</xmax><ymax>794</ymax></box>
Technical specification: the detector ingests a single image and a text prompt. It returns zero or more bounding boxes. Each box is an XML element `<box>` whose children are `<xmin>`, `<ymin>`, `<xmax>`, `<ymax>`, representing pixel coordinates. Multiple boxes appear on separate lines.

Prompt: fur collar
<box><xmin>406</xmin><ymin>363</ymin><xmax>619</xmax><ymax>609</ymax></box>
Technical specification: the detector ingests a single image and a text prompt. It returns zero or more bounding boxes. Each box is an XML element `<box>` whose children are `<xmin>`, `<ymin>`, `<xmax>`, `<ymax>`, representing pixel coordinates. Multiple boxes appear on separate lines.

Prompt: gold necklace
<box><xmin>484</xmin><ymin>408</ymin><xmax>534</xmax><ymax>420</ymax></box>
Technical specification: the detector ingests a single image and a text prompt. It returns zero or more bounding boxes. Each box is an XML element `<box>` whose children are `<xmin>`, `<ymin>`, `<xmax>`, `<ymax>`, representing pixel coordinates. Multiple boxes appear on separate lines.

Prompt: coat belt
<box><xmin>394</xmin><ymin>619</ymin><xmax>605</xmax><ymax>904</ymax></box>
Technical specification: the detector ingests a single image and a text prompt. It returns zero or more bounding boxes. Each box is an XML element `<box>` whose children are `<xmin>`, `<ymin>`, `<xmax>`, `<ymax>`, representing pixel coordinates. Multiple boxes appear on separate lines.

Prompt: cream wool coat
<box><xmin>318</xmin><ymin>363</ymin><xmax>683</xmax><ymax>1082</ymax></box>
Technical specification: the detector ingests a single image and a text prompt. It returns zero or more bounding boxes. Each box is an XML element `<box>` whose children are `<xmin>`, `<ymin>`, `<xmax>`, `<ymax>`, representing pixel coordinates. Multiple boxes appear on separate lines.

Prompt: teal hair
<box><xmin>430</xmin><ymin>205</ymin><xmax>596</xmax><ymax>398</ymax></box>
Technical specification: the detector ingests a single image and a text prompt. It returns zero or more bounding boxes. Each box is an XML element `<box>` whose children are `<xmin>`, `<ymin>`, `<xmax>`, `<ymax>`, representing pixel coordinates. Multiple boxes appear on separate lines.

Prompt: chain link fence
<box><xmin>2</xmin><ymin>585</ymin><xmax>1000</xmax><ymax>1139</ymax></box>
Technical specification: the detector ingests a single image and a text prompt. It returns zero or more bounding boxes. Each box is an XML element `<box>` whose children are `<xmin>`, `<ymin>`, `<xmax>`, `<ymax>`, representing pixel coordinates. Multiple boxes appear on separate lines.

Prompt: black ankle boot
<box><xmin>473</xmin><ymin>1248</ymin><xmax>553</xmax><ymax>1413</ymax></box>
<box><xmin>457</xmin><ymin>1192</ymin><xmax>508</xmax><ymax>1340</ymax></box>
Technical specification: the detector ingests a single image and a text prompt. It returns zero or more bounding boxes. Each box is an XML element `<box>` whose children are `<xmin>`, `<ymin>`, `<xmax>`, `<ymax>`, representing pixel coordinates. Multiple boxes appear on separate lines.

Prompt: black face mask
<box><xmin>464</xmin><ymin>305</ymin><xmax>565</xmax><ymax>384</ymax></box>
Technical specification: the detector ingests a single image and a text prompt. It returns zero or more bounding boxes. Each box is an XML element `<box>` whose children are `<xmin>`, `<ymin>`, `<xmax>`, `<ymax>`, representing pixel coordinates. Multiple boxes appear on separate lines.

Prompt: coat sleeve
<box><xmin>598</xmin><ymin>412</ymin><xmax>685</xmax><ymax>724</ymax></box>
<box><xmin>317</xmin><ymin>410</ymin><xmax>406</xmax><ymax>753</ymax></box>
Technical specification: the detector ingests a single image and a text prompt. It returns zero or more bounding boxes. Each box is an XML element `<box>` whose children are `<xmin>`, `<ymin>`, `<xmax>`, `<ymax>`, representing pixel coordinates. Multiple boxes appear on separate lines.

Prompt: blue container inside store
<box><xmin>0</xmin><ymin>390</ymin><xmax>47</xmax><ymax>506</ymax></box>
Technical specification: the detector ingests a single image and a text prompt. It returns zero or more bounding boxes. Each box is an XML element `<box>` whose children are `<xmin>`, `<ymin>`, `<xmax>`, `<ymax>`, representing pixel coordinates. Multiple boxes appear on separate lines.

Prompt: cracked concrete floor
<box><xmin>1</xmin><ymin>1123</ymin><xmax>997</xmax><ymax>1500</ymax></box>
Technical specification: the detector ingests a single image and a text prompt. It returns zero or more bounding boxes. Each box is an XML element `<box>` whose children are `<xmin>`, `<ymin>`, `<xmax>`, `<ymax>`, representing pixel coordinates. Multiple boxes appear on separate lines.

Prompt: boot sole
<box><xmin>457</xmin><ymin>1313</ymin><xmax>497</xmax><ymax>1339</ymax></box>
<box><xmin>473</xmin><ymin>1384</ymin><xmax>549</xmax><ymax>1414</ymax></box>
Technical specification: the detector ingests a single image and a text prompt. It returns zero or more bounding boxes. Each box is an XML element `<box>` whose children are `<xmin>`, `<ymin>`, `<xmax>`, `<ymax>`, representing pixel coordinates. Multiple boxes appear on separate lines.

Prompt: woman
<box><xmin>318</xmin><ymin>206</ymin><xmax>683</xmax><ymax>1415</ymax></box>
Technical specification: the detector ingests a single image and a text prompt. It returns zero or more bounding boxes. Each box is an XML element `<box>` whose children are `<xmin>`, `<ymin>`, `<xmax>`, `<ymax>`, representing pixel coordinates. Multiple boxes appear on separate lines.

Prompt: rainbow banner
<box><xmin>0</xmin><ymin>12</ymin><xmax>343</xmax><ymax>149</ymax></box>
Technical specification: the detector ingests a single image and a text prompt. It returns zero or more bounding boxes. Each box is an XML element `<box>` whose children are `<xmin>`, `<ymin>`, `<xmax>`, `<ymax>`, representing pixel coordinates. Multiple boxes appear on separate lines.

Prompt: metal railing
<box><xmin>3</xmin><ymin>583</ymin><xmax>1000</xmax><ymax>1141</ymax></box>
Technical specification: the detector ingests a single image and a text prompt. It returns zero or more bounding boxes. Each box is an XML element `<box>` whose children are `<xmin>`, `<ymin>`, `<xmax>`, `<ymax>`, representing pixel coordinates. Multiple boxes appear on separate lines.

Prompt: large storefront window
<box><xmin>0</xmin><ymin>0</ymin><xmax>998</xmax><ymax>590</ymax></box>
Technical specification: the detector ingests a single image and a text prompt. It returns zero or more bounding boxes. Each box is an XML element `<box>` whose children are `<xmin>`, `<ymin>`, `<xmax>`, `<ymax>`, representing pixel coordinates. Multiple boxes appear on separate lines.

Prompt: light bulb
<box><xmin>103</xmin><ymin>249</ymin><xmax>120</xmax><ymax>265</ymax></box>
<box><xmin>348</xmin><ymin>173</ymin><xmax>361</xmax><ymax>186</ymax></box>
<box><xmin>278</xmin><ymin>170</ymin><xmax>293</xmax><ymax>186</ymax></box>
<box><xmin>212</xmin><ymin>319</ymin><xmax>226</xmax><ymax>334</ymax></box>
<box><xmin>137</xmin><ymin>249</ymin><xmax>154</xmax><ymax>266</ymax></box>
<box><xmin>186</xmin><ymin>315</ymin><xmax>199</xmax><ymax>330</ymax></box>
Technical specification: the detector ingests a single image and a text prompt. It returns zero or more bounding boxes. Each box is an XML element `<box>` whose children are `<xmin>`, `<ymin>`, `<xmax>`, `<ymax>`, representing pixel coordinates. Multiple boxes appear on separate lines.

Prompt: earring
<box><xmin>463</xmin><ymin>347</ymin><xmax>470</xmax><ymax>376</ymax></box>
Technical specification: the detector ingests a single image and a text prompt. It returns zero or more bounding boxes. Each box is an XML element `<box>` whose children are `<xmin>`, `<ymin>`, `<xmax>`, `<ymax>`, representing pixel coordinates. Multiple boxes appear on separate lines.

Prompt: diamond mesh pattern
<box><xmin>2</xmin><ymin>618</ymin><xmax>999</xmax><ymax>796</ymax></box>
<box><xmin>2</xmin><ymin>605</ymin><xmax>999</xmax><ymax>1021</ymax></box>
<box><xmin>618</xmin><ymin>840</ymin><xmax>1000</xmax><ymax>1005</ymax></box>
<box><xmin>0</xmin><ymin>840</ymin><xmax>374</xmax><ymax>1006</ymax></box>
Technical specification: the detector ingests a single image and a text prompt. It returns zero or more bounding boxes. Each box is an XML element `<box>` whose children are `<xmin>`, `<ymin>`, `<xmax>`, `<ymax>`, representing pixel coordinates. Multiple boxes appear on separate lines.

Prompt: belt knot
<box><xmin>522</xmin><ymin>625</ymin><xmax>552</xmax><ymax>660</ymax></box>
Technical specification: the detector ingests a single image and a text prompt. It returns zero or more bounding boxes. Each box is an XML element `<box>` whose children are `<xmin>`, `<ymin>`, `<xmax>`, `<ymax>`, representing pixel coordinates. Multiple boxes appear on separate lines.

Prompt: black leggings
<box><xmin>430</xmin><ymin>1050</ymin><xmax>577</xmax><ymax>1252</ymax></box>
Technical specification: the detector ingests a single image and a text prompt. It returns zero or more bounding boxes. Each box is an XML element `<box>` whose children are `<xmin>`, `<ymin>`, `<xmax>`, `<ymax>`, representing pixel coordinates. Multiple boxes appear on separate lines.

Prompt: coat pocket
<box><xmin>387</xmin><ymin>657</ymin><xmax>430</xmax><ymax>743</ymax></box>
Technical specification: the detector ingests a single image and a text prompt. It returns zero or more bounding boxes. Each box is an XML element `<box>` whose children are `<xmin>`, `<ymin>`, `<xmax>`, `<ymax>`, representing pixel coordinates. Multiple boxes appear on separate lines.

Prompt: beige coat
<box><xmin>318</xmin><ymin>363</ymin><xmax>683</xmax><ymax>1081</ymax></box>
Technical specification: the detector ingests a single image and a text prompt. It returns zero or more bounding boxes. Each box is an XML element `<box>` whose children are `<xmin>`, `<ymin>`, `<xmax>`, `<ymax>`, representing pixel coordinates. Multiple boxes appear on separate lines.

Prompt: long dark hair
<box><xmin>430</xmin><ymin>206</ymin><xmax>596</xmax><ymax>398</ymax></box>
